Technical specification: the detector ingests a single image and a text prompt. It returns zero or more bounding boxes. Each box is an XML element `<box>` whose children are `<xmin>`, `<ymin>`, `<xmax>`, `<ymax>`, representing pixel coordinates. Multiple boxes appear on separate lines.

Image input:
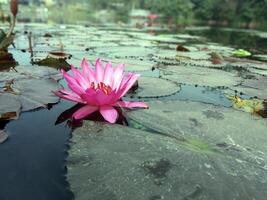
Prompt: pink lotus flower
<box><xmin>54</xmin><ymin>58</ymin><xmax>148</xmax><ymax>123</ymax></box>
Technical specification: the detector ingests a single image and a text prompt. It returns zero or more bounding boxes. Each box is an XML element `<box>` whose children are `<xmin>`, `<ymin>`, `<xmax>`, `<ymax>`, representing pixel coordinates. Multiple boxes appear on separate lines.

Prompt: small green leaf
<box><xmin>233</xmin><ymin>49</ymin><xmax>251</xmax><ymax>57</ymax></box>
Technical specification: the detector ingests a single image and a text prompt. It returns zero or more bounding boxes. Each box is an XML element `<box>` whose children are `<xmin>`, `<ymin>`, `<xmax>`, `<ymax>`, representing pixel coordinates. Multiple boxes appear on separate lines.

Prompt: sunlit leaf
<box><xmin>233</xmin><ymin>49</ymin><xmax>252</xmax><ymax>58</ymax></box>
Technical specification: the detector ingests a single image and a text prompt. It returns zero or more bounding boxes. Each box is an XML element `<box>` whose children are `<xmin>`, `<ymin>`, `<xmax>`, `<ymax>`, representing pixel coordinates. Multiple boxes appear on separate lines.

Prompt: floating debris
<box><xmin>227</xmin><ymin>95</ymin><xmax>267</xmax><ymax>118</ymax></box>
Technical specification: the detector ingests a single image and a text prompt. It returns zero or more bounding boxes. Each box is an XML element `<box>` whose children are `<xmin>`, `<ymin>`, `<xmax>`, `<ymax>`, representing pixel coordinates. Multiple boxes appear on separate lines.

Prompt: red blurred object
<box><xmin>10</xmin><ymin>0</ymin><xmax>18</xmax><ymax>17</ymax></box>
<box><xmin>148</xmin><ymin>13</ymin><xmax>157</xmax><ymax>21</ymax></box>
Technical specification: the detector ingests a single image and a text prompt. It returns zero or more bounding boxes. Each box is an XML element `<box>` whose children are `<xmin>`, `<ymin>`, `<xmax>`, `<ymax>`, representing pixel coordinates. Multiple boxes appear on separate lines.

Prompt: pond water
<box><xmin>0</xmin><ymin>23</ymin><xmax>267</xmax><ymax>200</ymax></box>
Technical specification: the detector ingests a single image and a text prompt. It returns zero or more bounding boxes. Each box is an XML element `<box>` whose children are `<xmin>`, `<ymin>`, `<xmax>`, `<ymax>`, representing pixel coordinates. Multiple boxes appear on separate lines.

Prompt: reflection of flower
<box><xmin>54</xmin><ymin>58</ymin><xmax>148</xmax><ymax>123</ymax></box>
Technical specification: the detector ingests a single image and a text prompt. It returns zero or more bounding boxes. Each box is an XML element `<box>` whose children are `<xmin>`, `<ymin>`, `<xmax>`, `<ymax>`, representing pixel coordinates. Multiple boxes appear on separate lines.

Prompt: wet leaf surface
<box><xmin>159</xmin><ymin>65</ymin><xmax>242</xmax><ymax>87</ymax></box>
<box><xmin>33</xmin><ymin>57</ymin><xmax>70</xmax><ymax>70</ymax></box>
<box><xmin>12</xmin><ymin>78</ymin><xmax>60</xmax><ymax>111</ymax></box>
<box><xmin>0</xmin><ymin>93</ymin><xmax>21</xmax><ymax>120</ymax></box>
<box><xmin>68</xmin><ymin>115</ymin><xmax>267</xmax><ymax>200</ymax></box>
<box><xmin>0</xmin><ymin>130</ymin><xmax>8</xmax><ymax>144</ymax></box>
<box><xmin>128</xmin><ymin>77</ymin><xmax>181</xmax><ymax>98</ymax></box>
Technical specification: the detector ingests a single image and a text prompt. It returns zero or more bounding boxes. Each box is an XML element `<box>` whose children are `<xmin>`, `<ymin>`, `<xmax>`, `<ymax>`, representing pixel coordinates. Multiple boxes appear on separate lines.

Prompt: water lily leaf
<box><xmin>226</xmin><ymin>95</ymin><xmax>267</xmax><ymax>117</ymax></box>
<box><xmin>11</xmin><ymin>78</ymin><xmax>60</xmax><ymax>111</ymax></box>
<box><xmin>154</xmin><ymin>49</ymin><xmax>179</xmax><ymax>62</ymax></box>
<box><xmin>252</xmin><ymin>54</ymin><xmax>267</xmax><ymax>62</ymax></box>
<box><xmin>194</xmin><ymin>44</ymin><xmax>235</xmax><ymax>57</ymax></box>
<box><xmin>228</xmin><ymin>76</ymin><xmax>267</xmax><ymax>99</ymax></box>
<box><xmin>160</xmin><ymin>65</ymin><xmax>242</xmax><ymax>87</ymax></box>
<box><xmin>108</xmin><ymin>58</ymin><xmax>156</xmax><ymax>72</ymax></box>
<box><xmin>68</xmin><ymin>110</ymin><xmax>267</xmax><ymax>200</ymax></box>
<box><xmin>248</xmin><ymin>68</ymin><xmax>267</xmax><ymax>76</ymax></box>
<box><xmin>0</xmin><ymin>93</ymin><xmax>21</xmax><ymax>120</ymax></box>
<box><xmin>127</xmin><ymin>100</ymin><xmax>267</xmax><ymax>164</ymax></box>
<box><xmin>129</xmin><ymin>32</ymin><xmax>186</xmax><ymax>44</ymax></box>
<box><xmin>33</xmin><ymin>57</ymin><xmax>70</xmax><ymax>70</ymax></box>
<box><xmin>0</xmin><ymin>130</ymin><xmax>8</xmax><ymax>144</ymax></box>
<box><xmin>176</xmin><ymin>51</ymin><xmax>211</xmax><ymax>60</ymax></box>
<box><xmin>14</xmin><ymin>65</ymin><xmax>61</xmax><ymax>78</ymax></box>
<box><xmin>95</xmin><ymin>46</ymin><xmax>157</xmax><ymax>59</ymax></box>
<box><xmin>128</xmin><ymin>77</ymin><xmax>180</xmax><ymax>98</ymax></box>
<box><xmin>233</xmin><ymin>49</ymin><xmax>252</xmax><ymax>58</ymax></box>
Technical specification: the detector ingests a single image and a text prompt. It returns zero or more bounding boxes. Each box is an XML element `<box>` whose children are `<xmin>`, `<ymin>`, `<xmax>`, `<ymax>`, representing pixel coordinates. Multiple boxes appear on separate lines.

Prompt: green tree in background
<box><xmin>144</xmin><ymin>0</ymin><xmax>194</xmax><ymax>25</ymax></box>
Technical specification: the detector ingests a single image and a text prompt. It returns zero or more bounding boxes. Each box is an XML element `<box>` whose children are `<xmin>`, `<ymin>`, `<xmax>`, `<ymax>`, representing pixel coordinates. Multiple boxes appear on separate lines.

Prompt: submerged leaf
<box><xmin>11</xmin><ymin>78</ymin><xmax>60</xmax><ymax>111</ymax></box>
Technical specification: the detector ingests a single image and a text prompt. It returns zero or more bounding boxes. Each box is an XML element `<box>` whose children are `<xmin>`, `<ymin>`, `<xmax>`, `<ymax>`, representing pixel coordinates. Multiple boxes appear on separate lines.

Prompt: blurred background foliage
<box><xmin>0</xmin><ymin>0</ymin><xmax>267</xmax><ymax>29</ymax></box>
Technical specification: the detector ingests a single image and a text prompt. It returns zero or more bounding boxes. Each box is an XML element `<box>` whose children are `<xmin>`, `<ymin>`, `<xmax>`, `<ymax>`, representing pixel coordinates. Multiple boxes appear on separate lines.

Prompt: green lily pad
<box><xmin>228</xmin><ymin>75</ymin><xmax>267</xmax><ymax>99</ymax></box>
<box><xmin>128</xmin><ymin>77</ymin><xmax>181</xmax><ymax>98</ymax></box>
<box><xmin>11</xmin><ymin>78</ymin><xmax>60</xmax><ymax>111</ymax></box>
<box><xmin>95</xmin><ymin>46</ymin><xmax>157</xmax><ymax>59</ymax></box>
<box><xmin>127</xmin><ymin>100</ymin><xmax>267</xmax><ymax>161</ymax></box>
<box><xmin>0</xmin><ymin>93</ymin><xmax>21</xmax><ymax>120</ymax></box>
<box><xmin>33</xmin><ymin>57</ymin><xmax>71</xmax><ymax>70</ymax></box>
<box><xmin>233</xmin><ymin>49</ymin><xmax>252</xmax><ymax>58</ymax></box>
<box><xmin>159</xmin><ymin>65</ymin><xmax>242</xmax><ymax>87</ymax></box>
<box><xmin>68</xmin><ymin>105</ymin><xmax>267</xmax><ymax>200</ymax></box>
<box><xmin>252</xmin><ymin>54</ymin><xmax>267</xmax><ymax>62</ymax></box>
<box><xmin>248</xmin><ymin>68</ymin><xmax>267</xmax><ymax>76</ymax></box>
<box><xmin>14</xmin><ymin>65</ymin><xmax>61</xmax><ymax>79</ymax></box>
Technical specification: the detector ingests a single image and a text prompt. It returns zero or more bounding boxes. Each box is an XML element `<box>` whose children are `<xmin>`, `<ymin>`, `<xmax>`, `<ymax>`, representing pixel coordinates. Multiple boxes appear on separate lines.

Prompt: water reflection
<box><xmin>55</xmin><ymin>104</ymin><xmax>128</xmax><ymax>129</ymax></box>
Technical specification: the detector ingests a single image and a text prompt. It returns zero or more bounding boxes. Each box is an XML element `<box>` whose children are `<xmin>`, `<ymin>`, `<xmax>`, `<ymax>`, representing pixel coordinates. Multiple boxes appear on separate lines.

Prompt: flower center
<box><xmin>90</xmin><ymin>82</ymin><xmax>112</xmax><ymax>95</ymax></box>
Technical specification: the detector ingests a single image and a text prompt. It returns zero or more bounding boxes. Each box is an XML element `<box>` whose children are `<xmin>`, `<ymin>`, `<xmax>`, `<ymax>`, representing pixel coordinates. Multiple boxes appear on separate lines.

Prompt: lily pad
<box><xmin>11</xmin><ymin>78</ymin><xmax>60</xmax><ymax>111</ymax></box>
<box><xmin>128</xmin><ymin>77</ymin><xmax>181</xmax><ymax>98</ymax></box>
<box><xmin>233</xmin><ymin>49</ymin><xmax>251</xmax><ymax>58</ymax></box>
<box><xmin>68</xmin><ymin>109</ymin><xmax>267</xmax><ymax>200</ymax></box>
<box><xmin>0</xmin><ymin>93</ymin><xmax>21</xmax><ymax>120</ymax></box>
<box><xmin>33</xmin><ymin>57</ymin><xmax>70</xmax><ymax>70</ymax></box>
<box><xmin>253</xmin><ymin>54</ymin><xmax>267</xmax><ymax>62</ymax></box>
<box><xmin>160</xmin><ymin>65</ymin><xmax>242</xmax><ymax>87</ymax></box>
<box><xmin>14</xmin><ymin>65</ymin><xmax>61</xmax><ymax>79</ymax></box>
<box><xmin>127</xmin><ymin>100</ymin><xmax>267</xmax><ymax>162</ymax></box>
<box><xmin>95</xmin><ymin>46</ymin><xmax>157</xmax><ymax>59</ymax></box>
<box><xmin>228</xmin><ymin>76</ymin><xmax>267</xmax><ymax>99</ymax></box>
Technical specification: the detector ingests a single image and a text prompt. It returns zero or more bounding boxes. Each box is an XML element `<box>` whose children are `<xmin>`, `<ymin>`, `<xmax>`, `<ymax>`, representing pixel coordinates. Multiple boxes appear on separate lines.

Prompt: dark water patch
<box><xmin>0</xmin><ymin>101</ymin><xmax>74</xmax><ymax>200</ymax></box>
